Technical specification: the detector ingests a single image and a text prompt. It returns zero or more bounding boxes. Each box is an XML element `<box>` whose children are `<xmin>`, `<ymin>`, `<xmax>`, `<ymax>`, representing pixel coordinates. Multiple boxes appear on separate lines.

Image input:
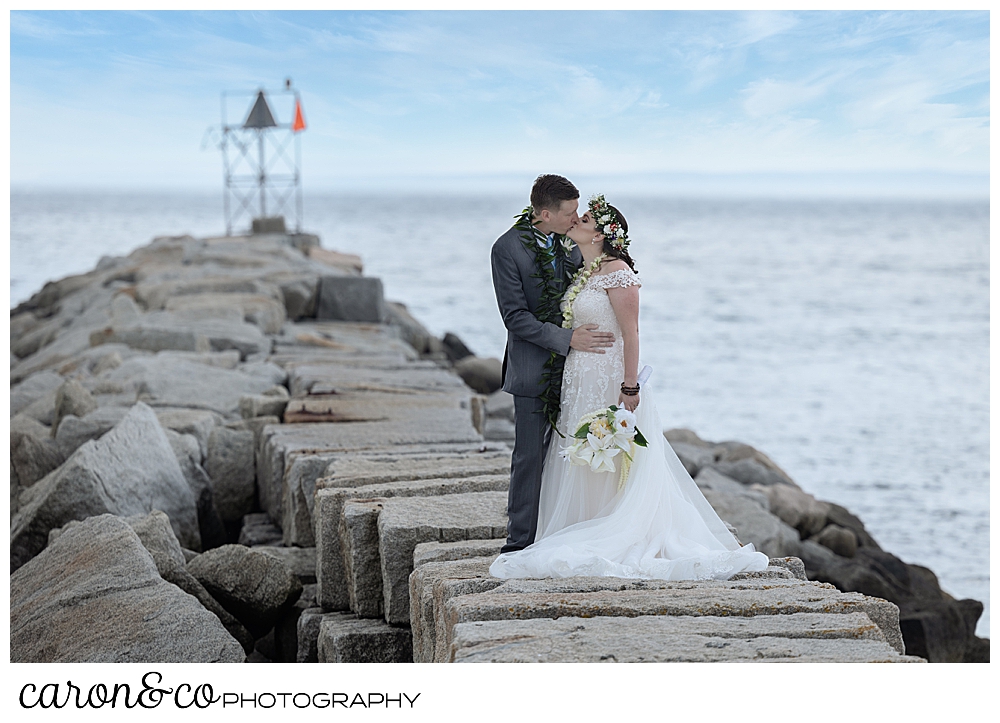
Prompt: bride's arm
<box><xmin>606</xmin><ymin>268</ymin><xmax>640</xmax><ymax>411</ymax></box>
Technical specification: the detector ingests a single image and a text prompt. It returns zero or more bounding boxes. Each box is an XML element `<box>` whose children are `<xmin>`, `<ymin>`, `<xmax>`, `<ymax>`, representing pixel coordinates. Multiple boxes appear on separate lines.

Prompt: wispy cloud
<box><xmin>9</xmin><ymin>10</ymin><xmax>989</xmax><ymax>191</ymax></box>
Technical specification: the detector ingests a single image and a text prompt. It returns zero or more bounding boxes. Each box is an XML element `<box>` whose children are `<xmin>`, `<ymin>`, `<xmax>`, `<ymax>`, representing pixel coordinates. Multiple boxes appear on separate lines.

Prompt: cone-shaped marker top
<box><xmin>292</xmin><ymin>98</ymin><xmax>307</xmax><ymax>133</ymax></box>
<box><xmin>243</xmin><ymin>91</ymin><xmax>277</xmax><ymax>129</ymax></box>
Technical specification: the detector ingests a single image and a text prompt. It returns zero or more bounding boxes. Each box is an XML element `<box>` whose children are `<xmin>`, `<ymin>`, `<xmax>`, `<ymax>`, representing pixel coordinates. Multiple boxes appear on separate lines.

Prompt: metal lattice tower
<box><xmin>210</xmin><ymin>80</ymin><xmax>306</xmax><ymax>235</ymax></box>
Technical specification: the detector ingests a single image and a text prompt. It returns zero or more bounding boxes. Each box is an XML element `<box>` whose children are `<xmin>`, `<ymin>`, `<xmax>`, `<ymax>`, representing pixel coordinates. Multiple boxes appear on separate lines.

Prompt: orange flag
<box><xmin>292</xmin><ymin>98</ymin><xmax>307</xmax><ymax>132</ymax></box>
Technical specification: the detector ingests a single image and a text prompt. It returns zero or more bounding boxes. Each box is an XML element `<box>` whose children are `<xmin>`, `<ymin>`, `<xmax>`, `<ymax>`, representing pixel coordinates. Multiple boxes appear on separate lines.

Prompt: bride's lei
<box><xmin>513</xmin><ymin>206</ymin><xmax>576</xmax><ymax>432</ymax></box>
<box><xmin>561</xmin><ymin>253</ymin><xmax>608</xmax><ymax>329</ymax></box>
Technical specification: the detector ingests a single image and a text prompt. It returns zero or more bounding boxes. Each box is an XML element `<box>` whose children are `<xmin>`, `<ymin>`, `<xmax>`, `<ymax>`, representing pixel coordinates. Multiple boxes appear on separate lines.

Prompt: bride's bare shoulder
<box><xmin>596</xmin><ymin>258</ymin><xmax>629</xmax><ymax>275</ymax></box>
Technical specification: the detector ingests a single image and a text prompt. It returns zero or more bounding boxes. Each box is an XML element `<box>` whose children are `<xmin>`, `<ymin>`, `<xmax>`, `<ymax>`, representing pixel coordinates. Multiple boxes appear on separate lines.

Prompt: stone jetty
<box><xmin>10</xmin><ymin>222</ymin><xmax>986</xmax><ymax>663</ymax></box>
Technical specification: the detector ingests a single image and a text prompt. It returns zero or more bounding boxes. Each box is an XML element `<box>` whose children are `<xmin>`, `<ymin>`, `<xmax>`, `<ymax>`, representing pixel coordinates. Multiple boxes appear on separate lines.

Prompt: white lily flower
<box><xmin>587</xmin><ymin>433</ymin><xmax>621</xmax><ymax>473</ymax></box>
<box><xmin>617</xmin><ymin>228</ymin><xmax>625</xmax><ymax>238</ymax></box>
<box><xmin>569</xmin><ymin>441</ymin><xmax>594</xmax><ymax>467</ymax></box>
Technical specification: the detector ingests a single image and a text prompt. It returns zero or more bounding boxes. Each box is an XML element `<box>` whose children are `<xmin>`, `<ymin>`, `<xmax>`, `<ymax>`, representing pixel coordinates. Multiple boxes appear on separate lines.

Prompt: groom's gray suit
<box><xmin>491</xmin><ymin>225</ymin><xmax>583</xmax><ymax>553</ymax></box>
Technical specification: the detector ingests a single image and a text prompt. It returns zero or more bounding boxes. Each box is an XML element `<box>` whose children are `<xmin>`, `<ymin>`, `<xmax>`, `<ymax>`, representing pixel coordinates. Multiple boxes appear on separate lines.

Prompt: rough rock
<box><xmin>408</xmin><ymin>556</ymin><xmax>499</xmax><ymax>663</ymax></box>
<box><xmin>316</xmin><ymin>276</ymin><xmax>386</xmax><ymax>323</ymax></box>
<box><xmin>377</xmin><ymin>491</ymin><xmax>508</xmax><ymax>624</ymax></box>
<box><xmin>667</xmin><ymin>439</ymin><xmax>718</xmax><ymax>477</ymax></box>
<box><xmin>54</xmin><ymin>406</ymin><xmax>131</xmax><ymax>458</ymax></box>
<box><xmin>11</xmin><ymin>515</ymin><xmax>244</xmax><ymax>662</ymax></box>
<box><xmin>19</xmin><ymin>394</ymin><xmax>61</xmax><ymax>428</ymax></box>
<box><xmin>11</xmin><ymin>424</ymin><xmax>64</xmax><ymax>496</ymax></box>
<box><xmin>813</xmin><ymin>523</ymin><xmax>859</xmax><ymax>558</ymax></box>
<box><xmin>256</xmin><ymin>420</ymin><xmax>485</xmax><ymax>539</ymax></box>
<box><xmin>439</xmin><ymin>577</ymin><xmax>905</xmax><ymax>659</ymax></box>
<box><xmin>165</xmin><ymin>430</ymin><xmax>228</xmax><ymax>550</ymax></box>
<box><xmin>165</xmin><ymin>292</ymin><xmax>286</xmax><ymax>334</ymax></box>
<box><xmin>105</xmin><ymin>356</ymin><xmax>277</xmax><ymax>418</ymax></box>
<box><xmin>12</xmin><ymin>327</ymin><xmax>99</xmax><ymax>383</ymax></box>
<box><xmin>697</xmin><ymin>468</ymin><xmax>801</xmax><ymax>559</ymax></box>
<box><xmin>754</xmin><ymin>482</ymin><xmax>831</xmax><ymax>539</ymax></box>
<box><xmin>11</xmin><ymin>402</ymin><xmax>201</xmax><ymax>570</ymax></box>
<box><xmin>238</xmin><ymin>512</ymin><xmax>284</xmax><ymax>547</ymax></box>
<box><xmin>156</xmin><ymin>349</ymin><xmax>242</xmax><ymax>370</ymax></box>
<box><xmin>206</xmin><ymin>426</ymin><xmax>256</xmax><ymax>532</ymax></box>
<box><xmin>483</xmin><ymin>416</ymin><xmax>516</xmax><ymax>442</ymax></box>
<box><xmin>155</xmin><ymin>408</ymin><xmax>224</xmax><ymax>460</ymax></box>
<box><xmin>441</xmin><ymin>332</ymin><xmax>474</xmax><ymax>362</ymax></box>
<box><xmin>92</xmin><ymin>309</ymin><xmax>271</xmax><ymax>359</ymax></box>
<box><xmin>11</xmin><ymin>369</ymin><xmax>64</xmax><ymax>417</ymax></box>
<box><xmin>450</xmin><ymin>613</ymin><xmax>922</xmax><ymax>663</ymax></box>
<box><xmin>316</xmin><ymin>474</ymin><xmax>509</xmax><ymax>612</ymax></box>
<box><xmin>122</xmin><ymin>511</ymin><xmax>253</xmax><ymax>653</ymax></box>
<box><xmin>267</xmin><ymin>583</ymin><xmax>318</xmax><ymax>663</ymax></box>
<box><xmin>239</xmin><ymin>387</ymin><xmax>289</xmax><ymax>419</ymax></box>
<box><xmin>385</xmin><ymin>301</ymin><xmax>437</xmax><ymax>355</ymax></box>
<box><xmin>708</xmin><ymin>442</ymin><xmax>797</xmax><ymax>487</ymax></box>
<box><xmin>798</xmin><ymin>541</ymin><xmax>983</xmax><ymax>662</ymax></box>
<box><xmin>317</xmin><ymin>615</ymin><xmax>412</xmax><ymax>663</ymax></box>
<box><xmin>186</xmin><ymin>544</ymin><xmax>303</xmax><ymax>637</ymax></box>
<box><xmin>454</xmin><ymin>356</ymin><xmax>503</xmax><ymax>395</ymax></box>
<box><xmin>484</xmin><ymin>389</ymin><xmax>514</xmax><ymax>422</ymax></box>
<box><xmin>256</xmin><ymin>546</ymin><xmax>318</xmax><ymax>584</ymax></box>
<box><xmin>297</xmin><ymin>607</ymin><xmax>341</xmax><ymax>663</ymax></box>
<box><xmin>413</xmin><ymin>539</ymin><xmax>505</xmax><ymax>569</ymax></box>
<box><xmin>341</xmin><ymin>500</ymin><xmax>386</xmax><ymax>618</ymax></box>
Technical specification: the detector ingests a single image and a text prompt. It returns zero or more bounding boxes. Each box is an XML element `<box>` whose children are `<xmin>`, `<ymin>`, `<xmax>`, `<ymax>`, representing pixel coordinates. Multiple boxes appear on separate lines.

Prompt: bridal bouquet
<box><xmin>560</xmin><ymin>406</ymin><xmax>649</xmax><ymax>490</ymax></box>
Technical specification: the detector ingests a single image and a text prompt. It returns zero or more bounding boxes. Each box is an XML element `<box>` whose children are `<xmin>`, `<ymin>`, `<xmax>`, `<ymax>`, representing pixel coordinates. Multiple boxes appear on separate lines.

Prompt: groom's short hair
<box><xmin>531</xmin><ymin>174</ymin><xmax>579</xmax><ymax>212</ymax></box>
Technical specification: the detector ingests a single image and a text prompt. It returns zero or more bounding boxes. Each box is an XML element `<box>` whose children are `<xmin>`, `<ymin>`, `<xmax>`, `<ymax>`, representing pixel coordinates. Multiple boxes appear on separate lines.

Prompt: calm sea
<box><xmin>9</xmin><ymin>190</ymin><xmax>990</xmax><ymax>637</ymax></box>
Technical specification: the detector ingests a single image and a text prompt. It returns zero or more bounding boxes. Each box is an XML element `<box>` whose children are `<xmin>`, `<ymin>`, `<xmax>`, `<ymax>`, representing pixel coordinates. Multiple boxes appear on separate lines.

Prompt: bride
<box><xmin>490</xmin><ymin>195</ymin><xmax>769</xmax><ymax>581</ymax></box>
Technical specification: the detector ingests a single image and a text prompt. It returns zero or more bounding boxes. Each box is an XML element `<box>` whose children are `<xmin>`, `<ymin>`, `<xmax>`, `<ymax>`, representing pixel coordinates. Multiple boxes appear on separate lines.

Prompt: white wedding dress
<box><xmin>490</xmin><ymin>267</ymin><xmax>769</xmax><ymax>580</ymax></box>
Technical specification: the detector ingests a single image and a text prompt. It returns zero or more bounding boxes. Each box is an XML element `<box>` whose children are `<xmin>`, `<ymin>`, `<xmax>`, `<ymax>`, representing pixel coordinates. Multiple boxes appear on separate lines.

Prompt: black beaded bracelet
<box><xmin>620</xmin><ymin>382</ymin><xmax>640</xmax><ymax>396</ymax></box>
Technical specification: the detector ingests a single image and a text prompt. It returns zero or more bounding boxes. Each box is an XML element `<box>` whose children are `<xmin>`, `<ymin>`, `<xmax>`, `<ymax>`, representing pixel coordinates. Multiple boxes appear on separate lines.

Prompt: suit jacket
<box><xmin>491</xmin><ymin>224</ymin><xmax>583</xmax><ymax>397</ymax></box>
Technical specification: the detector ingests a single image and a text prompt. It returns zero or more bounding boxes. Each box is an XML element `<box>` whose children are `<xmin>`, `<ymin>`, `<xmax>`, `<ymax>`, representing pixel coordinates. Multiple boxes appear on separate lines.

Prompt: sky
<box><xmin>8</xmin><ymin>9</ymin><xmax>990</xmax><ymax>196</ymax></box>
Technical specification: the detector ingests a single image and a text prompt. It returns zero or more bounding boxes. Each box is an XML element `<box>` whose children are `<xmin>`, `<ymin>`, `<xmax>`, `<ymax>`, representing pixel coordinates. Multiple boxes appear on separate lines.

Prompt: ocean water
<box><xmin>10</xmin><ymin>190</ymin><xmax>990</xmax><ymax>637</ymax></box>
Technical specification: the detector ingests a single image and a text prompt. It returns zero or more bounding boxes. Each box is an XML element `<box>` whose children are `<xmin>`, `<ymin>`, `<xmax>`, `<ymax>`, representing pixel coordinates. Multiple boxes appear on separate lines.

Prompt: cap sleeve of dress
<box><xmin>592</xmin><ymin>268</ymin><xmax>641</xmax><ymax>290</ymax></box>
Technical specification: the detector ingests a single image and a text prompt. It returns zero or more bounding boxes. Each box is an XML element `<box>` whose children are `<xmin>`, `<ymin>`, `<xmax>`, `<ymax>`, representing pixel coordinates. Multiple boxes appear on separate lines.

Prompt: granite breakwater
<box><xmin>9</xmin><ymin>223</ymin><xmax>986</xmax><ymax>662</ymax></box>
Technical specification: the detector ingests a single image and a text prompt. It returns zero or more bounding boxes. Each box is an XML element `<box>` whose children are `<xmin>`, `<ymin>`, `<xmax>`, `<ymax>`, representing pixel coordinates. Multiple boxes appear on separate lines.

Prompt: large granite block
<box><xmin>408</xmin><ymin>556</ymin><xmax>500</xmax><ymax>663</ymax></box>
<box><xmin>11</xmin><ymin>402</ymin><xmax>200</xmax><ymax>570</ymax></box>
<box><xmin>317</xmin><ymin>473</ymin><xmax>509</xmax><ymax>612</ymax></box>
<box><xmin>317</xmin><ymin>615</ymin><xmax>412</xmax><ymax>663</ymax></box>
<box><xmin>297</xmin><ymin>607</ymin><xmax>347</xmax><ymax>663</ymax></box>
<box><xmin>439</xmin><ymin>578</ymin><xmax>905</xmax><ymax>658</ymax></box>
<box><xmin>278</xmin><ymin>419</ymin><xmax>498</xmax><ymax>547</ymax></box>
<box><xmin>316</xmin><ymin>276</ymin><xmax>386</xmax><ymax>323</ymax></box>
<box><xmin>377</xmin><ymin>491</ymin><xmax>508</xmax><ymax>624</ymax></box>
<box><xmin>341</xmin><ymin>500</ymin><xmax>386</xmax><ymax>618</ymax></box>
<box><xmin>256</xmin><ymin>422</ymin><xmax>485</xmax><ymax>533</ymax></box>
<box><xmin>286</xmin><ymin>360</ymin><xmax>468</xmax><ymax>397</ymax></box>
<box><xmin>317</xmin><ymin>447</ymin><xmax>511</xmax><ymax>493</ymax></box>
<box><xmin>450</xmin><ymin>614</ymin><xmax>924</xmax><ymax>663</ymax></box>
<box><xmin>413</xmin><ymin>539</ymin><xmax>506</xmax><ymax>569</ymax></box>
<box><xmin>11</xmin><ymin>515</ymin><xmax>244</xmax><ymax>663</ymax></box>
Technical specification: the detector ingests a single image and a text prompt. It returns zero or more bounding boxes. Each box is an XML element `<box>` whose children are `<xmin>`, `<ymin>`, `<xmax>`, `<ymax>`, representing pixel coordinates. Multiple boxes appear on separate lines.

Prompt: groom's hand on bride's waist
<box><xmin>570</xmin><ymin>324</ymin><xmax>615</xmax><ymax>354</ymax></box>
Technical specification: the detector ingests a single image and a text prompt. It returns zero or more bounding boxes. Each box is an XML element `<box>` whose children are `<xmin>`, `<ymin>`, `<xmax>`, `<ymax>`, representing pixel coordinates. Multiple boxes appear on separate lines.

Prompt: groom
<box><xmin>491</xmin><ymin>174</ymin><xmax>616</xmax><ymax>553</ymax></box>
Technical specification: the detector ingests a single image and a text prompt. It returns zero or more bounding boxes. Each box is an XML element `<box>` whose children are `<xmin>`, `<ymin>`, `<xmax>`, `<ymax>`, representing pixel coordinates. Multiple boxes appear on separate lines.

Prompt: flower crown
<box><xmin>588</xmin><ymin>194</ymin><xmax>629</xmax><ymax>250</ymax></box>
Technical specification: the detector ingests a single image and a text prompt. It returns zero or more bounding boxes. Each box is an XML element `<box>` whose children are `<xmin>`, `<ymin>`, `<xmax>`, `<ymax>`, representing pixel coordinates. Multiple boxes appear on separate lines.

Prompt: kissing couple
<box><xmin>489</xmin><ymin>174</ymin><xmax>767</xmax><ymax>580</ymax></box>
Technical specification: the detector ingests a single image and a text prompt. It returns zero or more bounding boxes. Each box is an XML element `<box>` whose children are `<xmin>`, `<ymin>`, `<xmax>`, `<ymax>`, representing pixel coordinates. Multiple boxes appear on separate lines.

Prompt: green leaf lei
<box><xmin>513</xmin><ymin>206</ymin><xmax>576</xmax><ymax>433</ymax></box>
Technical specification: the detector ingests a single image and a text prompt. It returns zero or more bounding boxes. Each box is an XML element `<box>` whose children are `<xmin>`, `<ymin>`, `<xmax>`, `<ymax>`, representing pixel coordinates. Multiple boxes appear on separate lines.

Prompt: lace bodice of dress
<box><xmin>558</xmin><ymin>267</ymin><xmax>641</xmax><ymax>435</ymax></box>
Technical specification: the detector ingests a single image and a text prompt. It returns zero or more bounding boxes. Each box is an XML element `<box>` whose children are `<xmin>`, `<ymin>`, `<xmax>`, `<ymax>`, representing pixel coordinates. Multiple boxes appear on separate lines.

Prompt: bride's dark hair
<box><xmin>601</xmin><ymin>204</ymin><xmax>638</xmax><ymax>273</ymax></box>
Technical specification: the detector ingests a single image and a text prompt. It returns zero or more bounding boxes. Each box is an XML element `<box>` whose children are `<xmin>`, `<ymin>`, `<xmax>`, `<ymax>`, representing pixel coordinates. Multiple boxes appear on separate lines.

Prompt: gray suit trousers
<box><xmin>503</xmin><ymin>394</ymin><xmax>552</xmax><ymax>553</ymax></box>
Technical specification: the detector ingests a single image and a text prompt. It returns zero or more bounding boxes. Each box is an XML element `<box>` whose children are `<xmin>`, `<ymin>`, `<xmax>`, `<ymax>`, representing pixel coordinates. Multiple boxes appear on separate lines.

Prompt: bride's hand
<box><xmin>618</xmin><ymin>391</ymin><xmax>639</xmax><ymax>412</ymax></box>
